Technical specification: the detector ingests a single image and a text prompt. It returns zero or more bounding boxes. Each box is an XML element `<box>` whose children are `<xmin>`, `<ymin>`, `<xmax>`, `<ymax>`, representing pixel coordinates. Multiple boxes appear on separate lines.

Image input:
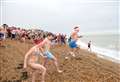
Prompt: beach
<box><xmin>78</xmin><ymin>33</ymin><xmax>120</xmax><ymax>63</ymax></box>
<box><xmin>0</xmin><ymin>39</ymin><xmax>120</xmax><ymax>82</ymax></box>
<box><xmin>1</xmin><ymin>0</ymin><xmax>119</xmax><ymax>82</ymax></box>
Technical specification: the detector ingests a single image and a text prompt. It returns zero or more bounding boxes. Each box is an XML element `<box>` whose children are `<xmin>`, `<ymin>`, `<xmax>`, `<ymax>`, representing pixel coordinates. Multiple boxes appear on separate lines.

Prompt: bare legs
<box><xmin>32</xmin><ymin>71</ymin><xmax>36</xmax><ymax>82</ymax></box>
<box><xmin>29</xmin><ymin>63</ymin><xmax>46</xmax><ymax>82</ymax></box>
<box><xmin>44</xmin><ymin>57</ymin><xmax>62</xmax><ymax>73</ymax></box>
<box><xmin>69</xmin><ymin>48</ymin><xmax>77</xmax><ymax>57</ymax></box>
<box><xmin>88</xmin><ymin>47</ymin><xmax>92</xmax><ymax>52</ymax></box>
<box><xmin>53</xmin><ymin>57</ymin><xmax>62</xmax><ymax>73</ymax></box>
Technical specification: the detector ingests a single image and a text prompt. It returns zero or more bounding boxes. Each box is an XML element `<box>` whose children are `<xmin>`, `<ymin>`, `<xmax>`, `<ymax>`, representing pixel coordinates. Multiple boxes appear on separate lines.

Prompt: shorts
<box><xmin>44</xmin><ymin>51</ymin><xmax>54</xmax><ymax>60</ymax></box>
<box><xmin>11</xmin><ymin>34</ymin><xmax>16</xmax><ymax>39</ymax></box>
<box><xmin>88</xmin><ymin>45</ymin><xmax>90</xmax><ymax>48</ymax></box>
<box><xmin>0</xmin><ymin>33</ymin><xmax>4</xmax><ymax>40</ymax></box>
<box><xmin>69</xmin><ymin>39</ymin><xmax>77</xmax><ymax>48</ymax></box>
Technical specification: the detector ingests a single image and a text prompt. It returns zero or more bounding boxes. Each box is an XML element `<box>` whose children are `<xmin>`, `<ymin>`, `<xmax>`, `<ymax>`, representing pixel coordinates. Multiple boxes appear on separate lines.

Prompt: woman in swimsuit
<box><xmin>23</xmin><ymin>43</ymin><xmax>47</xmax><ymax>82</ymax></box>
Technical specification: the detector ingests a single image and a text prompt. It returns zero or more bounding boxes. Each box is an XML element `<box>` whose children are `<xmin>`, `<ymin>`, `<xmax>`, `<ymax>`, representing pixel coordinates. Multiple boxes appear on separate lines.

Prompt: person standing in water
<box><xmin>68</xmin><ymin>26</ymin><xmax>80</xmax><ymax>57</ymax></box>
<box><xmin>88</xmin><ymin>41</ymin><xmax>92</xmax><ymax>52</ymax></box>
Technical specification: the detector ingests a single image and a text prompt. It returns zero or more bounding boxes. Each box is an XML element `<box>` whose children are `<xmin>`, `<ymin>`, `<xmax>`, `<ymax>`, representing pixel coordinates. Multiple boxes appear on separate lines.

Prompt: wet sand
<box><xmin>0</xmin><ymin>39</ymin><xmax>120</xmax><ymax>82</ymax></box>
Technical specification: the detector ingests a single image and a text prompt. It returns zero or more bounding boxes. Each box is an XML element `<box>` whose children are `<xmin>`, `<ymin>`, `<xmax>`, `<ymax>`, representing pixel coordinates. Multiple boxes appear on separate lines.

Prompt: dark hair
<box><xmin>2</xmin><ymin>24</ymin><xmax>8</xmax><ymax>28</ymax></box>
<box><xmin>47</xmin><ymin>32</ymin><xmax>54</xmax><ymax>37</ymax></box>
<box><xmin>74</xmin><ymin>26</ymin><xmax>79</xmax><ymax>29</ymax></box>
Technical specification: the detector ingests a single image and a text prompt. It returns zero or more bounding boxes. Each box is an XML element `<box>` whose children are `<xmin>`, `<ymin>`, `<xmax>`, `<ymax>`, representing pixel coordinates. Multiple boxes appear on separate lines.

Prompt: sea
<box><xmin>77</xmin><ymin>33</ymin><xmax>120</xmax><ymax>63</ymax></box>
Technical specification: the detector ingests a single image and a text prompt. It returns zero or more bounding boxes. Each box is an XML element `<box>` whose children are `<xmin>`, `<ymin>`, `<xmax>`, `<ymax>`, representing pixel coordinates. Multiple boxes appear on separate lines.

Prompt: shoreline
<box><xmin>95</xmin><ymin>53</ymin><xmax>120</xmax><ymax>64</ymax></box>
<box><xmin>77</xmin><ymin>40</ymin><xmax>120</xmax><ymax>64</ymax></box>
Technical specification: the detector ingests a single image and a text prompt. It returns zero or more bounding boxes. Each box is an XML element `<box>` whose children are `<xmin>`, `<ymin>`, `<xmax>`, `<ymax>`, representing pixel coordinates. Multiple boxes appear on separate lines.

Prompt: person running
<box><xmin>41</xmin><ymin>33</ymin><xmax>62</xmax><ymax>73</ymax></box>
<box><xmin>68</xmin><ymin>26</ymin><xmax>80</xmax><ymax>57</ymax></box>
<box><xmin>23</xmin><ymin>42</ymin><xmax>47</xmax><ymax>82</ymax></box>
<box><xmin>23</xmin><ymin>33</ymin><xmax>62</xmax><ymax>82</ymax></box>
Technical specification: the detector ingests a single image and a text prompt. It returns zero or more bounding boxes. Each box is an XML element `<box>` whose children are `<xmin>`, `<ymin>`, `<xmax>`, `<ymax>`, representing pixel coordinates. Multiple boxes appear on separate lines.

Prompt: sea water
<box><xmin>77</xmin><ymin>33</ymin><xmax>120</xmax><ymax>63</ymax></box>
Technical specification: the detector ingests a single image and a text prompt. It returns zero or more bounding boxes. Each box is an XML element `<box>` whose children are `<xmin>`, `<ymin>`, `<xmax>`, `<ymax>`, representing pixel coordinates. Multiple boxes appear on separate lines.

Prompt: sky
<box><xmin>0</xmin><ymin>0</ymin><xmax>119</xmax><ymax>34</ymax></box>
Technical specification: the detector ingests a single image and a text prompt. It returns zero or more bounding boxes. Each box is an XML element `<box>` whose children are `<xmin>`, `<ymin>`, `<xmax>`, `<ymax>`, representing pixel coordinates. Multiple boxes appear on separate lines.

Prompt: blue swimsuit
<box><xmin>34</xmin><ymin>48</ymin><xmax>54</xmax><ymax>60</ymax></box>
<box><xmin>43</xmin><ymin>42</ymin><xmax>54</xmax><ymax>60</ymax></box>
<box><xmin>44</xmin><ymin>51</ymin><xmax>54</xmax><ymax>60</ymax></box>
<box><xmin>69</xmin><ymin>39</ymin><xmax>77</xmax><ymax>48</ymax></box>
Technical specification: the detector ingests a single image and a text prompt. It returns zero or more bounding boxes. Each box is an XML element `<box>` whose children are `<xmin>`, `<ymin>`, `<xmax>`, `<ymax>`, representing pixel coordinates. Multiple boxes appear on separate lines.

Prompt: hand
<box><xmin>44</xmin><ymin>56</ymin><xmax>47</xmax><ymax>58</ymax></box>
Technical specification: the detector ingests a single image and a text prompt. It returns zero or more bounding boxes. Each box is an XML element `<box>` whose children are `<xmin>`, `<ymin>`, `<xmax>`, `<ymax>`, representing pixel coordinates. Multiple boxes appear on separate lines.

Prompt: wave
<box><xmin>76</xmin><ymin>40</ymin><xmax>120</xmax><ymax>63</ymax></box>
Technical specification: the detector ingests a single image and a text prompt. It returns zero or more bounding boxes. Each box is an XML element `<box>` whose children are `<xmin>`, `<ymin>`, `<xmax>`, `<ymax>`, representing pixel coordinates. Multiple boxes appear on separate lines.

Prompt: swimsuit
<box><xmin>33</xmin><ymin>48</ymin><xmax>41</xmax><ymax>56</ymax></box>
<box><xmin>44</xmin><ymin>51</ymin><xmax>54</xmax><ymax>60</ymax></box>
<box><xmin>88</xmin><ymin>43</ymin><xmax>91</xmax><ymax>48</ymax></box>
<box><xmin>69</xmin><ymin>39</ymin><xmax>77</xmax><ymax>48</ymax></box>
<box><xmin>31</xmin><ymin>48</ymin><xmax>41</xmax><ymax>63</ymax></box>
<box><xmin>43</xmin><ymin>40</ymin><xmax>54</xmax><ymax>60</ymax></box>
<box><xmin>34</xmin><ymin>48</ymin><xmax>54</xmax><ymax>60</ymax></box>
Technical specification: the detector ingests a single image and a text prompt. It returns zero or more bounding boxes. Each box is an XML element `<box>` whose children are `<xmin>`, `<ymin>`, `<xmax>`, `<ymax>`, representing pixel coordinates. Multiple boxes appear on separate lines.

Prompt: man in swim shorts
<box><xmin>68</xmin><ymin>26</ymin><xmax>80</xmax><ymax>57</ymax></box>
<box><xmin>38</xmin><ymin>32</ymin><xmax>62</xmax><ymax>73</ymax></box>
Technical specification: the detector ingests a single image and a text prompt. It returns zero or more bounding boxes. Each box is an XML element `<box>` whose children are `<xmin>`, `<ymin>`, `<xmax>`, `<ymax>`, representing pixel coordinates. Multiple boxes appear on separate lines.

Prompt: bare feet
<box><xmin>41</xmin><ymin>81</ymin><xmax>45</xmax><ymax>82</ymax></box>
<box><xmin>72</xmin><ymin>54</ymin><xmax>75</xmax><ymax>57</ymax></box>
<box><xmin>65</xmin><ymin>56</ymin><xmax>69</xmax><ymax>60</ymax></box>
<box><xmin>58</xmin><ymin>70</ymin><xmax>63</xmax><ymax>73</ymax></box>
<box><xmin>70</xmin><ymin>52</ymin><xmax>76</xmax><ymax>57</ymax></box>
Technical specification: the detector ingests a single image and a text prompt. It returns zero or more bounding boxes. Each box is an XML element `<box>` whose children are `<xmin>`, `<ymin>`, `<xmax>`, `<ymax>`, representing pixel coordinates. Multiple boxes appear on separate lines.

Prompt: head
<box><xmin>74</xmin><ymin>26</ymin><xmax>80</xmax><ymax>32</ymax></box>
<box><xmin>47</xmin><ymin>32</ymin><xmax>54</xmax><ymax>40</ymax></box>
<box><xmin>2</xmin><ymin>24</ymin><xmax>8</xmax><ymax>29</ymax></box>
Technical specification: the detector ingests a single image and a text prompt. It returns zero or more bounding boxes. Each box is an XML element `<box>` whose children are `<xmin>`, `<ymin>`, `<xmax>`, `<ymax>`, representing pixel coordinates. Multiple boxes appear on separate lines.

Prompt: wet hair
<box><xmin>74</xmin><ymin>26</ymin><xmax>79</xmax><ymax>29</ymax></box>
<box><xmin>47</xmin><ymin>32</ymin><xmax>54</xmax><ymax>37</ymax></box>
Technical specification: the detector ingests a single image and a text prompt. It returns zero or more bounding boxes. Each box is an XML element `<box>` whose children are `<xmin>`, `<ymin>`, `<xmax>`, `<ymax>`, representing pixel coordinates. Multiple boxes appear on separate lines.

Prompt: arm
<box><xmin>39</xmin><ymin>47</ymin><xmax>44</xmax><ymax>54</ymax></box>
<box><xmin>38</xmin><ymin>39</ymin><xmax>47</xmax><ymax>57</ymax></box>
<box><xmin>24</xmin><ymin>48</ymin><xmax>33</xmax><ymax>69</ymax></box>
<box><xmin>39</xmin><ymin>46</ymin><xmax>45</xmax><ymax>58</ymax></box>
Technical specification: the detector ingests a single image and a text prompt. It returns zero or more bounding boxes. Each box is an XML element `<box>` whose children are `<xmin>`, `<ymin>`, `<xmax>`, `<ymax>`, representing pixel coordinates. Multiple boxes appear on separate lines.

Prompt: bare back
<box><xmin>40</xmin><ymin>38</ymin><xmax>51</xmax><ymax>52</ymax></box>
<box><xmin>71</xmin><ymin>31</ymin><xmax>78</xmax><ymax>41</ymax></box>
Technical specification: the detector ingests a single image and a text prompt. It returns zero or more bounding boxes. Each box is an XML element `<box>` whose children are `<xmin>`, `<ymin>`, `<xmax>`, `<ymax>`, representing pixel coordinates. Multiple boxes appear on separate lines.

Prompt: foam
<box><xmin>76</xmin><ymin>40</ymin><xmax>120</xmax><ymax>63</ymax></box>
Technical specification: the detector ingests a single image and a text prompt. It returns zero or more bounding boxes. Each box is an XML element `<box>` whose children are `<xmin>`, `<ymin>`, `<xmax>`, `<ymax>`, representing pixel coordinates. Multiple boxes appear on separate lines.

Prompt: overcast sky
<box><xmin>0</xmin><ymin>0</ymin><xmax>119</xmax><ymax>34</ymax></box>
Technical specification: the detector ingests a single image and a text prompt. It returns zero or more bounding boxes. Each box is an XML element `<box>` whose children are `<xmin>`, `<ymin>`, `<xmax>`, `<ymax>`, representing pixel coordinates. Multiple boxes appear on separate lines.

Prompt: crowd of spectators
<box><xmin>0</xmin><ymin>24</ymin><xmax>67</xmax><ymax>47</ymax></box>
